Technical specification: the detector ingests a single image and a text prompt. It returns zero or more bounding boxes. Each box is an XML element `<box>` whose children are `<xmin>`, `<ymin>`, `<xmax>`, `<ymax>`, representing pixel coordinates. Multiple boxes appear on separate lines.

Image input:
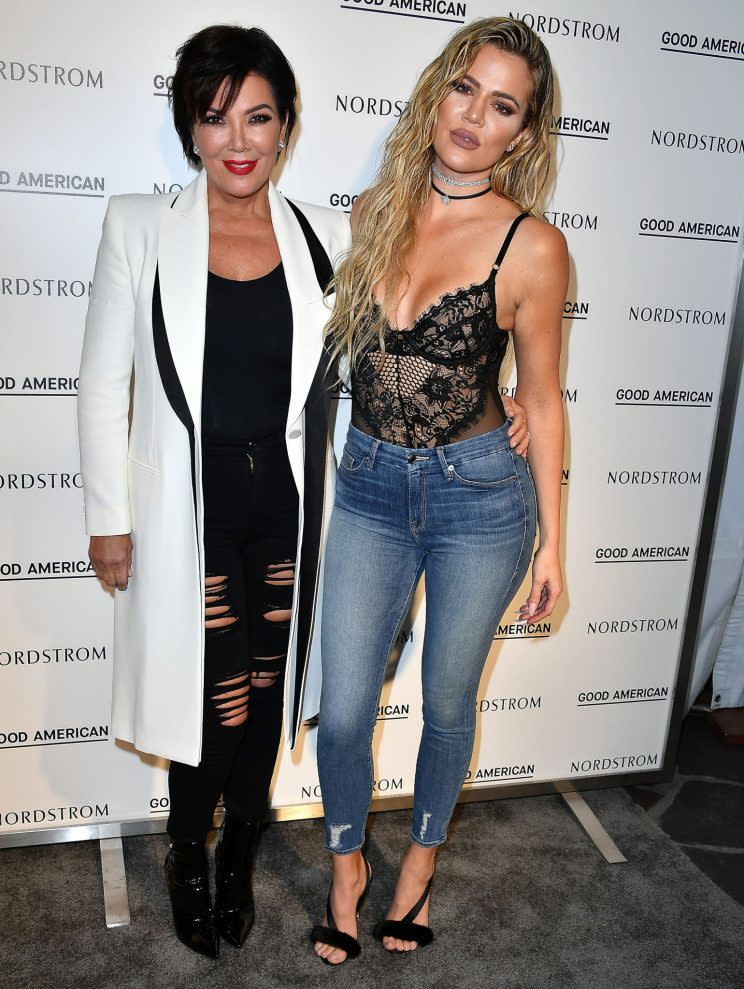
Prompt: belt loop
<box><xmin>366</xmin><ymin>437</ymin><xmax>381</xmax><ymax>469</ymax></box>
<box><xmin>436</xmin><ymin>447</ymin><xmax>450</xmax><ymax>477</ymax></box>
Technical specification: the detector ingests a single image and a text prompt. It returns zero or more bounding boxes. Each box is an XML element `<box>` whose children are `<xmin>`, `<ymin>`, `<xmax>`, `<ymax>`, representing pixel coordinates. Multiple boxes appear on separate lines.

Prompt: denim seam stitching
<box><xmin>414</xmin><ymin>646</ymin><xmax>492</xmax><ymax>848</ymax></box>
<box><xmin>411</xmin><ymin>834</ymin><xmax>448</xmax><ymax>848</ymax></box>
<box><xmin>505</xmin><ymin>457</ymin><xmax>531</xmax><ymax>613</ymax></box>
<box><xmin>509</xmin><ymin>449</ymin><xmax>530</xmax><ymax>535</ymax></box>
<box><xmin>323</xmin><ymin>553</ymin><xmax>425</xmax><ymax>855</ymax></box>
<box><xmin>447</xmin><ymin>467</ymin><xmax>518</xmax><ymax>488</ymax></box>
<box><xmin>327</xmin><ymin>508</ymin><xmax>396</xmax><ymax>538</ymax></box>
<box><xmin>408</xmin><ymin>468</ymin><xmax>417</xmax><ymax>541</ymax></box>
<box><xmin>365</xmin><ymin>554</ymin><xmax>425</xmax><ymax>848</ymax></box>
<box><xmin>412</xmin><ymin>458</ymin><xmax>530</xmax><ymax>848</ymax></box>
<box><xmin>342</xmin><ymin>456</ymin><xmax>366</xmax><ymax>473</ymax></box>
<box><xmin>416</xmin><ymin>468</ymin><xmax>427</xmax><ymax>534</ymax></box>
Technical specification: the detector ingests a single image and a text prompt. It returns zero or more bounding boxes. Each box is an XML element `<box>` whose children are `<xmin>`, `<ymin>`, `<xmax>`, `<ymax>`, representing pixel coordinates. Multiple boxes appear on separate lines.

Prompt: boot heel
<box><xmin>164</xmin><ymin>840</ymin><xmax>219</xmax><ymax>959</ymax></box>
<box><xmin>215</xmin><ymin>812</ymin><xmax>262</xmax><ymax>948</ymax></box>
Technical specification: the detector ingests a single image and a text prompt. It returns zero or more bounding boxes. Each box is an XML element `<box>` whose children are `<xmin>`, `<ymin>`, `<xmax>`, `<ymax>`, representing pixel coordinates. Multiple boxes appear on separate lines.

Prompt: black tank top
<box><xmin>351</xmin><ymin>212</ymin><xmax>529</xmax><ymax>448</ymax></box>
<box><xmin>201</xmin><ymin>263</ymin><xmax>292</xmax><ymax>444</ymax></box>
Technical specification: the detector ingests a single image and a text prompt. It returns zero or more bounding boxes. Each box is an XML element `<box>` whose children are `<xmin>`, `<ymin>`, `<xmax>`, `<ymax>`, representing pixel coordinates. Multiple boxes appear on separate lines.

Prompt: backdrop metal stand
<box><xmin>100</xmin><ymin>837</ymin><xmax>129</xmax><ymax>928</ymax></box>
<box><xmin>558</xmin><ymin>789</ymin><xmax>627</xmax><ymax>864</ymax></box>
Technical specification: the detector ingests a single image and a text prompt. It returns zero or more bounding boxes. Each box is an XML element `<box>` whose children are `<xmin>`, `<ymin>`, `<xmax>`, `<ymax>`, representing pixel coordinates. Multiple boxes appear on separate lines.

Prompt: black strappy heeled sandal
<box><xmin>373</xmin><ymin>876</ymin><xmax>435</xmax><ymax>950</ymax></box>
<box><xmin>310</xmin><ymin>856</ymin><xmax>373</xmax><ymax>965</ymax></box>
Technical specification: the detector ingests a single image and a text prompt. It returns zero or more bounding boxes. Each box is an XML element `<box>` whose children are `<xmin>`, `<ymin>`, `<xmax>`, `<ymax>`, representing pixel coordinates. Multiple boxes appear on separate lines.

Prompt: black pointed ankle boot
<box><xmin>163</xmin><ymin>840</ymin><xmax>219</xmax><ymax>959</ymax></box>
<box><xmin>214</xmin><ymin>812</ymin><xmax>262</xmax><ymax>947</ymax></box>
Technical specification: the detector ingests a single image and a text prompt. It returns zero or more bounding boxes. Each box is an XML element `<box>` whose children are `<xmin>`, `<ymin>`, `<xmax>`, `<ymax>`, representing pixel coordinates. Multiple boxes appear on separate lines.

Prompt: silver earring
<box><xmin>278</xmin><ymin>139</ymin><xmax>286</xmax><ymax>149</ymax></box>
<box><xmin>507</xmin><ymin>143</ymin><xmax>515</xmax><ymax>152</ymax></box>
<box><xmin>193</xmin><ymin>144</ymin><xmax>201</xmax><ymax>157</ymax></box>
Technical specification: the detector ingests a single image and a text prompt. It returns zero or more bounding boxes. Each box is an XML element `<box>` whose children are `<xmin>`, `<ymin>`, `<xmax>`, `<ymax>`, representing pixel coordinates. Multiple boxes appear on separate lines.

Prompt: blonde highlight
<box><xmin>325</xmin><ymin>17</ymin><xmax>554</xmax><ymax>372</ymax></box>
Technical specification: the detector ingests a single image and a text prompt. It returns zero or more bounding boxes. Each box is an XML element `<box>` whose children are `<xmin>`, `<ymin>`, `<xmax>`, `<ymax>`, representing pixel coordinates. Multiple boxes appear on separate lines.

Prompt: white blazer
<box><xmin>77</xmin><ymin>170</ymin><xmax>351</xmax><ymax>766</ymax></box>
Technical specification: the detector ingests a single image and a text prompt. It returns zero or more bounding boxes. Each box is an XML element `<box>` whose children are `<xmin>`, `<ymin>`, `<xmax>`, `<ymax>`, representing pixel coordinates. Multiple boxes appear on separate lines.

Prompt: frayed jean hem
<box><xmin>409</xmin><ymin>830</ymin><xmax>447</xmax><ymax>849</ymax></box>
<box><xmin>323</xmin><ymin>841</ymin><xmax>365</xmax><ymax>855</ymax></box>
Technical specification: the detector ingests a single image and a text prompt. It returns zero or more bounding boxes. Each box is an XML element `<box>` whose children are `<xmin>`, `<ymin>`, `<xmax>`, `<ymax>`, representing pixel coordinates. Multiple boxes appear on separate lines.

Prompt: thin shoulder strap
<box><xmin>287</xmin><ymin>199</ymin><xmax>334</xmax><ymax>293</ymax></box>
<box><xmin>493</xmin><ymin>211</ymin><xmax>530</xmax><ymax>271</ymax></box>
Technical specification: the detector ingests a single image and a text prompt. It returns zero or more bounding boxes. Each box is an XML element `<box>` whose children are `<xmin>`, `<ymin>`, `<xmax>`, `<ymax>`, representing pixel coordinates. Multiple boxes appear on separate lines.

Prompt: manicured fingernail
<box><xmin>528</xmin><ymin>602</ymin><xmax>537</xmax><ymax>616</ymax></box>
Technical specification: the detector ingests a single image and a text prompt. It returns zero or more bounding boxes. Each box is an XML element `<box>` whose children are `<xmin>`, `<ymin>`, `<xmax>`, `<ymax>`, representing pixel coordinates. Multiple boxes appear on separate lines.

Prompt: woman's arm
<box><xmin>511</xmin><ymin>219</ymin><xmax>569</xmax><ymax>621</ymax></box>
<box><xmin>77</xmin><ymin>197</ymin><xmax>136</xmax><ymax>589</ymax></box>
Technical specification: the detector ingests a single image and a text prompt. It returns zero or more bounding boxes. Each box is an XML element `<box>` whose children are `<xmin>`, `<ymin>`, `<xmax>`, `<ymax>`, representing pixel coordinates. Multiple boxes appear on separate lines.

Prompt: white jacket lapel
<box><xmin>156</xmin><ymin>176</ymin><xmax>329</xmax><ymax>435</ymax></box>
<box><xmin>157</xmin><ymin>170</ymin><xmax>209</xmax><ymax>432</ymax></box>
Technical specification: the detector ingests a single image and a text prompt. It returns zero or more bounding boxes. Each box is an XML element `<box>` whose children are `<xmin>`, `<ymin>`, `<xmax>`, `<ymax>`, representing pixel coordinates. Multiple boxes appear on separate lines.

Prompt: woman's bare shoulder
<box><xmin>513</xmin><ymin>212</ymin><xmax>568</xmax><ymax>264</ymax></box>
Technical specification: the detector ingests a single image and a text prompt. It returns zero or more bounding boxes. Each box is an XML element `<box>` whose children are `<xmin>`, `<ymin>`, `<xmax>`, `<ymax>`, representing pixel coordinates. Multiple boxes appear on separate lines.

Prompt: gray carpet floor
<box><xmin>628</xmin><ymin>712</ymin><xmax>744</xmax><ymax>908</ymax></box>
<box><xmin>2</xmin><ymin>788</ymin><xmax>743</xmax><ymax>989</ymax></box>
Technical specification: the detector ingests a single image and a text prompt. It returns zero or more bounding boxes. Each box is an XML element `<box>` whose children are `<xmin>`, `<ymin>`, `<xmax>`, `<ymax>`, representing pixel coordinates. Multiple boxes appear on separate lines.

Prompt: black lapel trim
<box><xmin>152</xmin><ymin>193</ymin><xmax>333</xmax><ymax>745</ymax></box>
<box><xmin>151</xmin><ymin>265</ymin><xmax>198</xmax><ymax>519</ymax></box>
<box><xmin>286</xmin><ymin>200</ymin><xmax>337</xmax><ymax>743</ymax></box>
<box><xmin>286</xmin><ymin>200</ymin><xmax>334</xmax><ymax>291</ymax></box>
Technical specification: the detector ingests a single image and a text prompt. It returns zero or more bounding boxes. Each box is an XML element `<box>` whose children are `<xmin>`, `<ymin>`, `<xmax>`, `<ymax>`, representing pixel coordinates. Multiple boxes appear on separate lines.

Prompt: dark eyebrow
<box><xmin>207</xmin><ymin>102</ymin><xmax>273</xmax><ymax>116</ymax></box>
<box><xmin>462</xmin><ymin>74</ymin><xmax>521</xmax><ymax>110</ymax></box>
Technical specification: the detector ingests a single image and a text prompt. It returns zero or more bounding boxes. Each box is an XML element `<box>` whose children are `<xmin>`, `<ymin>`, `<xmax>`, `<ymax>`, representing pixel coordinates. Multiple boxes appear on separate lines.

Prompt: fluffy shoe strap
<box><xmin>374</xmin><ymin>876</ymin><xmax>434</xmax><ymax>946</ymax></box>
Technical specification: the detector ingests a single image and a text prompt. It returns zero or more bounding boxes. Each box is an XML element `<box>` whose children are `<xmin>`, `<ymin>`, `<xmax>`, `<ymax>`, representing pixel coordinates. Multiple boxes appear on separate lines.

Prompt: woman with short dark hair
<box><xmin>77</xmin><ymin>24</ymin><xmax>350</xmax><ymax>959</ymax></box>
<box><xmin>171</xmin><ymin>25</ymin><xmax>298</xmax><ymax>169</ymax></box>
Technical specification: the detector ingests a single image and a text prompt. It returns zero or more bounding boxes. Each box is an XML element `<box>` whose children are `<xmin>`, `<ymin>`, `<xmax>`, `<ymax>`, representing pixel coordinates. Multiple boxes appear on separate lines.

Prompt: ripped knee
<box><xmin>253</xmin><ymin>559</ymin><xmax>294</xmax><ymax>685</ymax></box>
<box><xmin>204</xmin><ymin>574</ymin><xmax>238</xmax><ymax>632</ymax></box>
<box><xmin>263</xmin><ymin>608</ymin><xmax>292</xmax><ymax>625</ymax></box>
<box><xmin>264</xmin><ymin>560</ymin><xmax>295</xmax><ymax>627</ymax></box>
<box><xmin>262</xmin><ymin>559</ymin><xmax>295</xmax><ymax>628</ymax></box>
<box><xmin>265</xmin><ymin>560</ymin><xmax>295</xmax><ymax>588</ymax></box>
<box><xmin>251</xmin><ymin>654</ymin><xmax>285</xmax><ymax>689</ymax></box>
<box><xmin>211</xmin><ymin>671</ymin><xmax>250</xmax><ymax>727</ymax></box>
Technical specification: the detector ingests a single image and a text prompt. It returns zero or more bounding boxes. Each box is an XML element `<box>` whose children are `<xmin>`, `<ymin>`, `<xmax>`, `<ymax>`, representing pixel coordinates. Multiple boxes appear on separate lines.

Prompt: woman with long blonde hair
<box><xmin>311</xmin><ymin>17</ymin><xmax>567</xmax><ymax>964</ymax></box>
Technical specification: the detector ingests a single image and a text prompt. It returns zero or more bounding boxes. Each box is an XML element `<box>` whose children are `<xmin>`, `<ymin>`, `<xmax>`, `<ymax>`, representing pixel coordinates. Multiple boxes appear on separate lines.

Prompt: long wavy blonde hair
<box><xmin>325</xmin><ymin>17</ymin><xmax>554</xmax><ymax>370</ymax></box>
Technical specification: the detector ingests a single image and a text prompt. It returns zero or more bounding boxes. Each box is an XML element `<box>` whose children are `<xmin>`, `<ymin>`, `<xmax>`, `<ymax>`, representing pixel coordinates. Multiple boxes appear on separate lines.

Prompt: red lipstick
<box><xmin>223</xmin><ymin>160</ymin><xmax>257</xmax><ymax>175</ymax></box>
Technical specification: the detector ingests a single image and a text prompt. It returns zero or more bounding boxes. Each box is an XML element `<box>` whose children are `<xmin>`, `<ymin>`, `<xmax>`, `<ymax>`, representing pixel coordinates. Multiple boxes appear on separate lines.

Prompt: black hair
<box><xmin>170</xmin><ymin>24</ymin><xmax>297</xmax><ymax>168</ymax></box>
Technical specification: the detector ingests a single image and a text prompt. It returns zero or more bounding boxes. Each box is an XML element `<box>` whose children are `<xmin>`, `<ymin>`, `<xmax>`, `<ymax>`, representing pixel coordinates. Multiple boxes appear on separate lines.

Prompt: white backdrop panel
<box><xmin>1</xmin><ymin>0</ymin><xmax>743</xmax><ymax>835</ymax></box>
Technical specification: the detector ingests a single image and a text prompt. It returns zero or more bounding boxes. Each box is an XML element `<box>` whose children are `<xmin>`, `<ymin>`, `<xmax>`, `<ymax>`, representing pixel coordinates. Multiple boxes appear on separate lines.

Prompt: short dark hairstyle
<box><xmin>170</xmin><ymin>25</ymin><xmax>297</xmax><ymax>168</ymax></box>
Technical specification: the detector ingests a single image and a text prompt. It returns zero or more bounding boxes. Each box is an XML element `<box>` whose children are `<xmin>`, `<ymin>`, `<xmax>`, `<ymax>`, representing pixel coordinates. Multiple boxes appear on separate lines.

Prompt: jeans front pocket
<box><xmin>341</xmin><ymin>447</ymin><xmax>368</xmax><ymax>472</ymax></box>
<box><xmin>447</xmin><ymin>447</ymin><xmax>518</xmax><ymax>488</ymax></box>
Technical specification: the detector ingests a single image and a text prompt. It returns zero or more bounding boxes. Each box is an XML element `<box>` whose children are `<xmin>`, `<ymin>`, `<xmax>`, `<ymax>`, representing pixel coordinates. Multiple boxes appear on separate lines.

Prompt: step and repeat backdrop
<box><xmin>1</xmin><ymin>0</ymin><xmax>743</xmax><ymax>840</ymax></box>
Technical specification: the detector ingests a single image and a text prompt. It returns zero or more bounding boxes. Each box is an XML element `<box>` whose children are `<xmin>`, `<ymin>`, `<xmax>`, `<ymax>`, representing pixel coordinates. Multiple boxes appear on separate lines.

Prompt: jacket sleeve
<box><xmin>77</xmin><ymin>196</ymin><xmax>135</xmax><ymax>536</ymax></box>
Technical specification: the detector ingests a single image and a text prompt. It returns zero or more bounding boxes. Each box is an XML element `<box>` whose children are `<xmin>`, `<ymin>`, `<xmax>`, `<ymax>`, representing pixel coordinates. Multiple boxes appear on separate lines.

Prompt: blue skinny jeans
<box><xmin>317</xmin><ymin>422</ymin><xmax>537</xmax><ymax>853</ymax></box>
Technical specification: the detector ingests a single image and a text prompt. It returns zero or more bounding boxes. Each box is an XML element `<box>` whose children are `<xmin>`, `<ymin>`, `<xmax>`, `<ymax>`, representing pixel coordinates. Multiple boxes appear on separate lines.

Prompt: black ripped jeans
<box><xmin>167</xmin><ymin>436</ymin><xmax>299</xmax><ymax>841</ymax></box>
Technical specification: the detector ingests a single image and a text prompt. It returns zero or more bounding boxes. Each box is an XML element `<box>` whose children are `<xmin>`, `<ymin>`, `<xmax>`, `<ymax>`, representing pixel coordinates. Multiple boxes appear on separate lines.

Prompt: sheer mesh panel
<box><xmin>352</xmin><ymin>275</ymin><xmax>509</xmax><ymax>448</ymax></box>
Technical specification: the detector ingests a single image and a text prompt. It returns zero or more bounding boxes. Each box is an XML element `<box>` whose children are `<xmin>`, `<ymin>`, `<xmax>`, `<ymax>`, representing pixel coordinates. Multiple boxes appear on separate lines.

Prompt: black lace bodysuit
<box><xmin>351</xmin><ymin>212</ymin><xmax>529</xmax><ymax>448</ymax></box>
